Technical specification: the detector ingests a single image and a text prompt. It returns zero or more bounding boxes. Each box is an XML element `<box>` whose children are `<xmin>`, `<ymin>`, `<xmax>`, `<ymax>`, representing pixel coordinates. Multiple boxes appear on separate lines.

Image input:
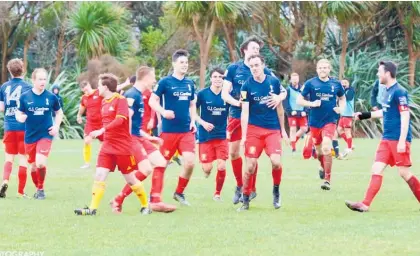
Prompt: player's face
<box><xmin>144</xmin><ymin>70</ymin><xmax>157</xmax><ymax>90</ymax></box>
<box><xmin>290</xmin><ymin>75</ymin><xmax>299</xmax><ymax>86</ymax></box>
<box><xmin>341</xmin><ymin>80</ymin><xmax>350</xmax><ymax>88</ymax></box>
<box><xmin>210</xmin><ymin>71</ymin><xmax>224</xmax><ymax>88</ymax></box>
<box><xmin>97</xmin><ymin>79</ymin><xmax>107</xmax><ymax>96</ymax></box>
<box><xmin>249</xmin><ymin>58</ymin><xmax>264</xmax><ymax>78</ymax></box>
<box><xmin>377</xmin><ymin>65</ymin><xmax>388</xmax><ymax>84</ymax></box>
<box><xmin>316</xmin><ymin>62</ymin><xmax>331</xmax><ymax>79</ymax></box>
<box><xmin>32</xmin><ymin>71</ymin><xmax>47</xmax><ymax>90</ymax></box>
<box><xmin>173</xmin><ymin>56</ymin><xmax>188</xmax><ymax>75</ymax></box>
<box><xmin>81</xmin><ymin>83</ymin><xmax>92</xmax><ymax>95</ymax></box>
<box><xmin>244</xmin><ymin>41</ymin><xmax>260</xmax><ymax>58</ymax></box>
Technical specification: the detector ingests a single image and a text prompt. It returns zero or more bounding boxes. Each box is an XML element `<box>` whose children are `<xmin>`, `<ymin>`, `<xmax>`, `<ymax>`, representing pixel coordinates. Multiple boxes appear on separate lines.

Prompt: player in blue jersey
<box><xmin>370</xmin><ymin>79</ymin><xmax>386</xmax><ymax>110</ymax></box>
<box><xmin>337</xmin><ymin>78</ymin><xmax>355</xmax><ymax>158</ymax></box>
<box><xmin>237</xmin><ymin>55</ymin><xmax>286</xmax><ymax>211</ymax></box>
<box><xmin>15</xmin><ymin>68</ymin><xmax>63</xmax><ymax>200</ymax></box>
<box><xmin>110</xmin><ymin>66</ymin><xmax>176</xmax><ymax>213</ymax></box>
<box><xmin>221</xmin><ymin>36</ymin><xmax>286</xmax><ymax>204</ymax></box>
<box><xmin>346</xmin><ymin>61</ymin><xmax>420</xmax><ymax>212</ymax></box>
<box><xmin>196</xmin><ymin>68</ymin><xmax>229</xmax><ymax>201</ymax></box>
<box><xmin>149</xmin><ymin>49</ymin><xmax>197</xmax><ymax>206</ymax></box>
<box><xmin>297</xmin><ymin>59</ymin><xmax>346</xmax><ymax>191</ymax></box>
<box><xmin>283</xmin><ymin>72</ymin><xmax>308</xmax><ymax>153</ymax></box>
<box><xmin>0</xmin><ymin>59</ymin><xmax>32</xmax><ymax>198</ymax></box>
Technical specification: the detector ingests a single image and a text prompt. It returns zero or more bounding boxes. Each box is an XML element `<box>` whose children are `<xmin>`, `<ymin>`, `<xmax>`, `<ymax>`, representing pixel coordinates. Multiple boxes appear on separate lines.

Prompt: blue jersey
<box><xmin>301</xmin><ymin>77</ymin><xmax>345</xmax><ymax>128</ymax></box>
<box><xmin>283</xmin><ymin>85</ymin><xmax>305</xmax><ymax>116</ymax></box>
<box><xmin>241</xmin><ymin>75</ymin><xmax>285</xmax><ymax>130</ymax></box>
<box><xmin>18</xmin><ymin>89</ymin><xmax>61</xmax><ymax>143</ymax></box>
<box><xmin>154</xmin><ymin>75</ymin><xmax>195</xmax><ymax>133</ymax></box>
<box><xmin>124</xmin><ymin>87</ymin><xmax>144</xmax><ymax>137</ymax></box>
<box><xmin>0</xmin><ymin>78</ymin><xmax>32</xmax><ymax>131</ymax></box>
<box><xmin>342</xmin><ymin>86</ymin><xmax>355</xmax><ymax>117</ymax></box>
<box><xmin>381</xmin><ymin>83</ymin><xmax>412</xmax><ymax>142</ymax></box>
<box><xmin>224</xmin><ymin>61</ymin><xmax>273</xmax><ymax>119</ymax></box>
<box><xmin>196</xmin><ymin>87</ymin><xmax>229</xmax><ymax>143</ymax></box>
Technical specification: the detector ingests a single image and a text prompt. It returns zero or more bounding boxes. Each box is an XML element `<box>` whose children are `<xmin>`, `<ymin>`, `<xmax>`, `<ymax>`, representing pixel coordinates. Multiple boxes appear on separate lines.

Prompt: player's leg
<box><xmin>213</xmin><ymin>140</ymin><xmax>228</xmax><ymax>201</ymax></box>
<box><xmin>332</xmin><ymin>130</ymin><xmax>339</xmax><ymax>158</ymax></box>
<box><xmin>199</xmin><ymin>141</ymin><xmax>215</xmax><ymax>178</ymax></box>
<box><xmin>288</xmin><ymin>117</ymin><xmax>298</xmax><ymax>152</ymax></box>
<box><xmin>394</xmin><ymin>142</ymin><xmax>420</xmax><ymax>204</ymax></box>
<box><xmin>344</xmin><ymin>127</ymin><xmax>353</xmax><ymax>150</ymax></box>
<box><xmin>310</xmin><ymin>127</ymin><xmax>324</xmax><ymax>179</ymax></box>
<box><xmin>81</xmin><ymin>134</ymin><xmax>93</xmax><ymax>169</ymax></box>
<box><xmin>33</xmin><ymin>139</ymin><xmax>52</xmax><ymax>199</ymax></box>
<box><xmin>295</xmin><ymin>117</ymin><xmax>309</xmax><ymax>144</ymax></box>
<box><xmin>0</xmin><ymin>152</ymin><xmax>14</xmax><ymax>198</ymax></box>
<box><xmin>320</xmin><ymin>135</ymin><xmax>333</xmax><ymax>190</ymax></box>
<box><xmin>16</xmin><ymin>153</ymin><xmax>29</xmax><ymax>198</ymax></box>
<box><xmin>174</xmin><ymin>132</ymin><xmax>195</xmax><ymax>206</ymax></box>
<box><xmin>265</xmin><ymin>130</ymin><xmax>283</xmax><ymax>209</ymax></box>
<box><xmin>227</xmin><ymin>118</ymin><xmax>244</xmax><ymax>203</ymax></box>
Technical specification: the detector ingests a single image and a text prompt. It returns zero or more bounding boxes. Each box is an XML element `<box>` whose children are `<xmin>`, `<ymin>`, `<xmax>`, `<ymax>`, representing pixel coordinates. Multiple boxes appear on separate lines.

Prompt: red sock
<box><xmin>135</xmin><ymin>170</ymin><xmax>147</xmax><ymax>181</ymax></box>
<box><xmin>291</xmin><ymin>141</ymin><xmax>296</xmax><ymax>151</ymax></box>
<box><xmin>30</xmin><ymin>169</ymin><xmax>38</xmax><ymax>187</ymax></box>
<box><xmin>242</xmin><ymin>172</ymin><xmax>253</xmax><ymax>196</ymax></box>
<box><xmin>362</xmin><ymin>174</ymin><xmax>383</xmax><ymax>206</ymax></box>
<box><xmin>37</xmin><ymin>167</ymin><xmax>46</xmax><ymax>190</ymax></box>
<box><xmin>17</xmin><ymin>166</ymin><xmax>27</xmax><ymax>194</ymax></box>
<box><xmin>347</xmin><ymin>137</ymin><xmax>353</xmax><ymax>149</ymax></box>
<box><xmin>251</xmin><ymin>163</ymin><xmax>258</xmax><ymax>192</ymax></box>
<box><xmin>318</xmin><ymin>155</ymin><xmax>324</xmax><ymax>169</ymax></box>
<box><xmin>215</xmin><ymin>169</ymin><xmax>226</xmax><ymax>195</ymax></box>
<box><xmin>323</xmin><ymin>154</ymin><xmax>332</xmax><ymax>182</ymax></box>
<box><xmin>115</xmin><ymin>184</ymin><xmax>133</xmax><ymax>204</ymax></box>
<box><xmin>272</xmin><ymin>167</ymin><xmax>282</xmax><ymax>186</ymax></box>
<box><xmin>3</xmin><ymin>161</ymin><xmax>12</xmax><ymax>181</ymax></box>
<box><xmin>407</xmin><ymin>176</ymin><xmax>420</xmax><ymax>203</ymax></box>
<box><xmin>340</xmin><ymin>133</ymin><xmax>348</xmax><ymax>141</ymax></box>
<box><xmin>175</xmin><ymin>176</ymin><xmax>189</xmax><ymax>194</ymax></box>
<box><xmin>231</xmin><ymin>157</ymin><xmax>243</xmax><ymax>187</ymax></box>
<box><xmin>295</xmin><ymin>136</ymin><xmax>300</xmax><ymax>143</ymax></box>
<box><xmin>150</xmin><ymin>167</ymin><xmax>165</xmax><ymax>203</ymax></box>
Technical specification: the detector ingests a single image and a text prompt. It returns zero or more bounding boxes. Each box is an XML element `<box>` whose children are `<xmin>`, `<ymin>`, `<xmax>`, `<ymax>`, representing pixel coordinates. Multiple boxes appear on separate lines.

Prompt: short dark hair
<box><xmin>99</xmin><ymin>73</ymin><xmax>118</xmax><ymax>92</ymax></box>
<box><xmin>379</xmin><ymin>61</ymin><xmax>397</xmax><ymax>78</ymax></box>
<box><xmin>342</xmin><ymin>77</ymin><xmax>350</xmax><ymax>82</ymax></box>
<box><xmin>172</xmin><ymin>49</ymin><xmax>189</xmax><ymax>62</ymax></box>
<box><xmin>240</xmin><ymin>36</ymin><xmax>264</xmax><ymax>57</ymax></box>
<box><xmin>247</xmin><ymin>54</ymin><xmax>265</xmax><ymax>64</ymax></box>
<box><xmin>129</xmin><ymin>75</ymin><xmax>136</xmax><ymax>84</ymax></box>
<box><xmin>210</xmin><ymin>67</ymin><xmax>225</xmax><ymax>77</ymax></box>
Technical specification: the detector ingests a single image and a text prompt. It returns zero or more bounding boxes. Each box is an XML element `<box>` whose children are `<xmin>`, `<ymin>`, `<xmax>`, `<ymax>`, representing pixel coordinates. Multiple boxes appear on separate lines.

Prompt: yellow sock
<box><xmin>83</xmin><ymin>143</ymin><xmax>91</xmax><ymax>164</ymax></box>
<box><xmin>89</xmin><ymin>181</ymin><xmax>106</xmax><ymax>209</ymax></box>
<box><xmin>130</xmin><ymin>182</ymin><xmax>148</xmax><ymax>208</ymax></box>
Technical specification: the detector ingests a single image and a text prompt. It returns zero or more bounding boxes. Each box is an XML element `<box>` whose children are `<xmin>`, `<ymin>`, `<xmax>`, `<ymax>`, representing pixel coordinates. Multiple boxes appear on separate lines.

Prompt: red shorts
<box><xmin>132</xmin><ymin>136</ymin><xmax>158</xmax><ymax>163</ymax></box>
<box><xmin>338</xmin><ymin>117</ymin><xmax>353</xmax><ymax>129</ymax></box>
<box><xmin>199</xmin><ymin>139</ymin><xmax>228</xmax><ymax>163</ymax></box>
<box><xmin>288</xmin><ymin>116</ymin><xmax>308</xmax><ymax>127</ymax></box>
<box><xmin>375</xmin><ymin>140</ymin><xmax>411</xmax><ymax>167</ymax></box>
<box><xmin>310</xmin><ymin>123</ymin><xmax>336</xmax><ymax>146</ymax></box>
<box><xmin>84</xmin><ymin>122</ymin><xmax>104</xmax><ymax>141</ymax></box>
<box><xmin>96</xmin><ymin>151</ymin><xmax>137</xmax><ymax>174</ymax></box>
<box><xmin>227</xmin><ymin>117</ymin><xmax>241</xmax><ymax>142</ymax></box>
<box><xmin>25</xmin><ymin>139</ymin><xmax>52</xmax><ymax>164</ymax></box>
<box><xmin>245</xmin><ymin>125</ymin><xmax>282</xmax><ymax>158</ymax></box>
<box><xmin>3</xmin><ymin>131</ymin><xmax>25</xmax><ymax>155</ymax></box>
<box><xmin>159</xmin><ymin>132</ymin><xmax>195</xmax><ymax>160</ymax></box>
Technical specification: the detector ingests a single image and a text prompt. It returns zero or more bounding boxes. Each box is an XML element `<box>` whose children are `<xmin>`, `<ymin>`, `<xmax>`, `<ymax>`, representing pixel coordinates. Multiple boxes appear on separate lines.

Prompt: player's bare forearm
<box><xmin>371</xmin><ymin>110</ymin><xmax>383</xmax><ymax>119</ymax></box>
<box><xmin>77</xmin><ymin>105</ymin><xmax>86</xmax><ymax>118</ymax></box>
<box><xmin>276</xmin><ymin>103</ymin><xmax>286</xmax><ymax>131</ymax></box>
<box><xmin>15</xmin><ymin>110</ymin><xmax>27</xmax><ymax>123</ymax></box>
<box><xmin>149</xmin><ymin>94</ymin><xmax>165</xmax><ymax>115</ymax></box>
<box><xmin>399</xmin><ymin>111</ymin><xmax>410</xmax><ymax>142</ymax></box>
<box><xmin>195</xmin><ymin>113</ymin><xmax>205</xmax><ymax>126</ymax></box>
<box><xmin>0</xmin><ymin>102</ymin><xmax>4</xmax><ymax>112</ymax></box>
<box><xmin>240</xmin><ymin>102</ymin><xmax>249</xmax><ymax>140</ymax></box>
<box><xmin>222</xmin><ymin>81</ymin><xmax>240</xmax><ymax>107</ymax></box>
<box><xmin>297</xmin><ymin>95</ymin><xmax>313</xmax><ymax>107</ymax></box>
<box><xmin>189</xmin><ymin>99</ymin><xmax>197</xmax><ymax>122</ymax></box>
<box><xmin>54</xmin><ymin>109</ymin><xmax>64</xmax><ymax>127</ymax></box>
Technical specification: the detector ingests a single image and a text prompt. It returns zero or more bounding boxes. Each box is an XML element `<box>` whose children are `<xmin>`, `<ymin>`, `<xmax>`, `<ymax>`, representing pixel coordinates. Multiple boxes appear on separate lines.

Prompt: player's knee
<box><xmin>246</xmin><ymin>159</ymin><xmax>257</xmax><ymax>173</ymax></box>
<box><xmin>270</xmin><ymin>158</ymin><xmax>282</xmax><ymax>169</ymax></box>
<box><xmin>301</xmin><ymin>126</ymin><xmax>309</xmax><ymax>133</ymax></box>
<box><xmin>94</xmin><ymin>168</ymin><xmax>109</xmax><ymax>181</ymax></box>
<box><xmin>229</xmin><ymin>151</ymin><xmax>240</xmax><ymax>159</ymax></box>
<box><xmin>216</xmin><ymin>160</ymin><xmax>226</xmax><ymax>171</ymax></box>
<box><xmin>398</xmin><ymin>167</ymin><xmax>412</xmax><ymax>181</ymax></box>
<box><xmin>35</xmin><ymin>161</ymin><xmax>46</xmax><ymax>169</ymax></box>
<box><xmin>5</xmin><ymin>153</ymin><xmax>14</xmax><ymax>162</ymax></box>
<box><xmin>321</xmin><ymin>146</ymin><xmax>330</xmax><ymax>155</ymax></box>
<box><xmin>202</xmin><ymin>164</ymin><xmax>212</xmax><ymax>175</ymax></box>
<box><xmin>183</xmin><ymin>158</ymin><xmax>195</xmax><ymax>170</ymax></box>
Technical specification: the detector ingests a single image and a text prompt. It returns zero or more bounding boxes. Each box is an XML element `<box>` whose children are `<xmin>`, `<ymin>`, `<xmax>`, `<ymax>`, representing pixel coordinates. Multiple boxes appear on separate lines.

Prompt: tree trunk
<box><xmin>2</xmin><ymin>40</ymin><xmax>8</xmax><ymax>83</ymax></box>
<box><xmin>23</xmin><ymin>34</ymin><xmax>34</xmax><ymax>73</ymax></box>
<box><xmin>54</xmin><ymin>25</ymin><xmax>66</xmax><ymax>79</ymax></box>
<box><xmin>408</xmin><ymin>53</ymin><xmax>417</xmax><ymax>87</ymax></box>
<box><xmin>397</xmin><ymin>6</ymin><xmax>416</xmax><ymax>87</ymax></box>
<box><xmin>339</xmin><ymin>23</ymin><xmax>349</xmax><ymax>80</ymax></box>
<box><xmin>222</xmin><ymin>22</ymin><xmax>237</xmax><ymax>62</ymax></box>
<box><xmin>199</xmin><ymin>47</ymin><xmax>207</xmax><ymax>89</ymax></box>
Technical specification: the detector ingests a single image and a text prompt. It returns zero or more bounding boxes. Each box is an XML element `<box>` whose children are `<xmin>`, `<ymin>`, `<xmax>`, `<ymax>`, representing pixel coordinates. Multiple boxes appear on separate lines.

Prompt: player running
<box><xmin>74</xmin><ymin>73</ymin><xmax>151</xmax><ymax>216</ymax></box>
<box><xmin>110</xmin><ymin>66</ymin><xmax>176</xmax><ymax>213</ymax></box>
<box><xmin>149</xmin><ymin>49</ymin><xmax>197</xmax><ymax>206</ymax></box>
<box><xmin>222</xmin><ymin>36</ymin><xmax>286</xmax><ymax>204</ymax></box>
<box><xmin>196</xmin><ymin>68</ymin><xmax>229</xmax><ymax>201</ymax></box>
<box><xmin>345</xmin><ymin>61</ymin><xmax>420</xmax><ymax>212</ymax></box>
<box><xmin>283</xmin><ymin>72</ymin><xmax>308</xmax><ymax>153</ymax></box>
<box><xmin>237</xmin><ymin>55</ymin><xmax>285</xmax><ymax>211</ymax></box>
<box><xmin>0</xmin><ymin>59</ymin><xmax>32</xmax><ymax>198</ymax></box>
<box><xmin>15</xmin><ymin>68</ymin><xmax>63</xmax><ymax>200</ymax></box>
<box><xmin>297</xmin><ymin>59</ymin><xmax>346</xmax><ymax>190</ymax></box>
<box><xmin>337</xmin><ymin>78</ymin><xmax>355</xmax><ymax>158</ymax></box>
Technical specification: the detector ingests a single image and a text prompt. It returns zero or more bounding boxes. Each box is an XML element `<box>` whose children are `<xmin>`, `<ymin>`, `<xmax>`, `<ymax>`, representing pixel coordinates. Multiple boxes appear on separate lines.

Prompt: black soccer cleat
<box><xmin>321</xmin><ymin>181</ymin><xmax>331</xmax><ymax>190</ymax></box>
<box><xmin>0</xmin><ymin>183</ymin><xmax>8</xmax><ymax>198</ymax></box>
<box><xmin>74</xmin><ymin>207</ymin><xmax>97</xmax><ymax>216</ymax></box>
<box><xmin>273</xmin><ymin>185</ymin><xmax>281</xmax><ymax>209</ymax></box>
<box><xmin>140</xmin><ymin>207</ymin><xmax>152</xmax><ymax>215</ymax></box>
<box><xmin>173</xmin><ymin>192</ymin><xmax>191</xmax><ymax>206</ymax></box>
<box><xmin>232</xmin><ymin>186</ymin><xmax>242</xmax><ymax>204</ymax></box>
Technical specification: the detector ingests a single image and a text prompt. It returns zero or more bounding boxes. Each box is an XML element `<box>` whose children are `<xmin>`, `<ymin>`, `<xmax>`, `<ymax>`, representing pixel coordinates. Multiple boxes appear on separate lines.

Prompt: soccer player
<box><xmin>77</xmin><ymin>80</ymin><xmax>103</xmax><ymax>169</ymax></box>
<box><xmin>15</xmin><ymin>68</ymin><xmax>63</xmax><ymax>200</ymax></box>
<box><xmin>237</xmin><ymin>54</ymin><xmax>285</xmax><ymax>211</ymax></box>
<box><xmin>110</xmin><ymin>66</ymin><xmax>176</xmax><ymax>213</ymax></box>
<box><xmin>337</xmin><ymin>78</ymin><xmax>355</xmax><ymax>157</ymax></box>
<box><xmin>283</xmin><ymin>72</ymin><xmax>308</xmax><ymax>153</ymax></box>
<box><xmin>297</xmin><ymin>59</ymin><xmax>346</xmax><ymax>190</ymax></box>
<box><xmin>370</xmin><ymin>79</ymin><xmax>385</xmax><ymax>111</ymax></box>
<box><xmin>196</xmin><ymin>67</ymin><xmax>229</xmax><ymax>201</ymax></box>
<box><xmin>51</xmin><ymin>84</ymin><xmax>63</xmax><ymax>110</ymax></box>
<box><xmin>149</xmin><ymin>49</ymin><xmax>197</xmax><ymax>206</ymax></box>
<box><xmin>0</xmin><ymin>59</ymin><xmax>32</xmax><ymax>198</ymax></box>
<box><xmin>346</xmin><ymin>61</ymin><xmax>420</xmax><ymax>212</ymax></box>
<box><xmin>222</xmin><ymin>36</ymin><xmax>286</xmax><ymax>204</ymax></box>
<box><xmin>74</xmin><ymin>73</ymin><xmax>151</xmax><ymax>216</ymax></box>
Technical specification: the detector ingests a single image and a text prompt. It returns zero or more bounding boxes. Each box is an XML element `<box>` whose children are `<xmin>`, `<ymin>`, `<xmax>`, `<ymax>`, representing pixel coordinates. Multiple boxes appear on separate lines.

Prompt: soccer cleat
<box><xmin>321</xmin><ymin>181</ymin><xmax>331</xmax><ymax>190</ymax></box>
<box><xmin>80</xmin><ymin>164</ymin><xmax>91</xmax><ymax>169</ymax></box>
<box><xmin>172</xmin><ymin>155</ymin><xmax>182</xmax><ymax>166</ymax></box>
<box><xmin>150</xmin><ymin>202</ymin><xmax>177</xmax><ymax>213</ymax></box>
<box><xmin>341</xmin><ymin>148</ymin><xmax>352</xmax><ymax>159</ymax></box>
<box><xmin>273</xmin><ymin>185</ymin><xmax>281</xmax><ymax>209</ymax></box>
<box><xmin>173</xmin><ymin>192</ymin><xmax>191</xmax><ymax>206</ymax></box>
<box><xmin>17</xmin><ymin>193</ymin><xmax>31</xmax><ymax>199</ymax></box>
<box><xmin>237</xmin><ymin>195</ymin><xmax>250</xmax><ymax>212</ymax></box>
<box><xmin>0</xmin><ymin>183</ymin><xmax>8</xmax><ymax>198</ymax></box>
<box><xmin>213</xmin><ymin>194</ymin><xmax>222</xmax><ymax>202</ymax></box>
<box><xmin>109</xmin><ymin>199</ymin><xmax>122</xmax><ymax>214</ymax></box>
<box><xmin>250</xmin><ymin>191</ymin><xmax>257</xmax><ymax>201</ymax></box>
<box><xmin>140</xmin><ymin>207</ymin><xmax>152</xmax><ymax>215</ymax></box>
<box><xmin>232</xmin><ymin>186</ymin><xmax>242</xmax><ymax>204</ymax></box>
<box><xmin>318</xmin><ymin>167</ymin><xmax>325</xmax><ymax>180</ymax></box>
<box><xmin>345</xmin><ymin>200</ymin><xmax>369</xmax><ymax>212</ymax></box>
<box><xmin>74</xmin><ymin>207</ymin><xmax>97</xmax><ymax>216</ymax></box>
<box><xmin>33</xmin><ymin>189</ymin><xmax>46</xmax><ymax>200</ymax></box>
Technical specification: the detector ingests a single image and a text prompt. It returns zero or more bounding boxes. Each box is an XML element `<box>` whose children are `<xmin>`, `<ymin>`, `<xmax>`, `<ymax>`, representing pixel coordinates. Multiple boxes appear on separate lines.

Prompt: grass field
<box><xmin>0</xmin><ymin>139</ymin><xmax>420</xmax><ymax>256</ymax></box>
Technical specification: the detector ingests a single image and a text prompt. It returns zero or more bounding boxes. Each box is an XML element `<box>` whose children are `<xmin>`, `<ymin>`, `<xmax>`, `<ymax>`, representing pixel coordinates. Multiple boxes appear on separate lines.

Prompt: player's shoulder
<box><xmin>394</xmin><ymin>83</ymin><xmax>408</xmax><ymax>95</ymax></box>
<box><xmin>227</xmin><ymin>61</ymin><xmax>243</xmax><ymax>70</ymax></box>
<box><xmin>267</xmin><ymin>74</ymin><xmax>280</xmax><ymax>84</ymax></box>
<box><xmin>158</xmin><ymin>75</ymin><xmax>172</xmax><ymax>84</ymax></box>
<box><xmin>20</xmin><ymin>88</ymin><xmax>33</xmax><ymax>98</ymax></box>
<box><xmin>304</xmin><ymin>77</ymin><xmax>318</xmax><ymax>86</ymax></box>
<box><xmin>197</xmin><ymin>87</ymin><xmax>209</xmax><ymax>96</ymax></box>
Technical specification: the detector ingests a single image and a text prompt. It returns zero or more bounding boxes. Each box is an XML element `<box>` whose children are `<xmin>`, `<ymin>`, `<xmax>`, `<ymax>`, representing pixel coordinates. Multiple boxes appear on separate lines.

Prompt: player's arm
<box><xmin>15</xmin><ymin>97</ymin><xmax>27</xmax><ymax>123</ymax></box>
<box><xmin>354</xmin><ymin>109</ymin><xmax>383</xmax><ymax>120</ymax></box>
<box><xmin>221</xmin><ymin>80</ymin><xmax>241</xmax><ymax>107</ymax></box>
<box><xmin>53</xmin><ymin>109</ymin><xmax>64</xmax><ymax>127</ymax></box>
<box><xmin>0</xmin><ymin>101</ymin><xmax>4</xmax><ymax>112</ymax></box>
<box><xmin>149</xmin><ymin>94</ymin><xmax>165</xmax><ymax>115</ymax></box>
<box><xmin>189</xmin><ymin>95</ymin><xmax>197</xmax><ymax>132</ymax></box>
<box><xmin>276</xmin><ymin>102</ymin><xmax>289</xmax><ymax>141</ymax></box>
<box><xmin>297</xmin><ymin>82</ymin><xmax>321</xmax><ymax>108</ymax></box>
<box><xmin>240</xmin><ymin>85</ymin><xmax>249</xmax><ymax>145</ymax></box>
<box><xmin>336</xmin><ymin>95</ymin><xmax>346</xmax><ymax>114</ymax></box>
<box><xmin>117</xmin><ymin>77</ymin><xmax>132</xmax><ymax>92</ymax></box>
<box><xmin>77</xmin><ymin>104</ymin><xmax>86</xmax><ymax>124</ymax></box>
<box><xmin>282</xmin><ymin>87</ymin><xmax>292</xmax><ymax>115</ymax></box>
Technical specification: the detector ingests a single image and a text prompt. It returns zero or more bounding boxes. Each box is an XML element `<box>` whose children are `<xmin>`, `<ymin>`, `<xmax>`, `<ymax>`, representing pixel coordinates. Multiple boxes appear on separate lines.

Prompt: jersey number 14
<box><xmin>5</xmin><ymin>85</ymin><xmax>22</xmax><ymax>105</ymax></box>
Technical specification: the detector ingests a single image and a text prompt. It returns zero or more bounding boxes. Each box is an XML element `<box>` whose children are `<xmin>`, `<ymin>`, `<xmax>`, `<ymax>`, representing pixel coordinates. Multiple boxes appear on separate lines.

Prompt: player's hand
<box><xmin>200</xmin><ymin>121</ymin><xmax>214</xmax><ymax>132</ymax></box>
<box><xmin>353</xmin><ymin>112</ymin><xmax>362</xmax><ymax>120</ymax></box>
<box><xmin>397</xmin><ymin>140</ymin><xmax>406</xmax><ymax>153</ymax></box>
<box><xmin>240</xmin><ymin>138</ymin><xmax>246</xmax><ymax>148</ymax></box>
<box><xmin>311</xmin><ymin>100</ymin><xmax>321</xmax><ymax>107</ymax></box>
<box><xmin>147</xmin><ymin>119</ymin><xmax>154</xmax><ymax>130</ymax></box>
<box><xmin>333</xmin><ymin>107</ymin><xmax>341</xmax><ymax>114</ymax></box>
<box><xmin>281</xmin><ymin>128</ymin><xmax>290</xmax><ymax>146</ymax></box>
<box><xmin>90</xmin><ymin>128</ymin><xmax>105</xmax><ymax>138</ymax></box>
<box><xmin>162</xmin><ymin>110</ymin><xmax>175</xmax><ymax>119</ymax></box>
<box><xmin>77</xmin><ymin>115</ymin><xmax>83</xmax><ymax>124</ymax></box>
<box><xmin>266</xmin><ymin>92</ymin><xmax>283</xmax><ymax>109</ymax></box>
<box><xmin>48</xmin><ymin>125</ymin><xmax>59</xmax><ymax>136</ymax></box>
<box><xmin>149</xmin><ymin>136</ymin><xmax>163</xmax><ymax>146</ymax></box>
<box><xmin>372</xmin><ymin>106</ymin><xmax>379</xmax><ymax>111</ymax></box>
<box><xmin>301</xmin><ymin>112</ymin><xmax>307</xmax><ymax>117</ymax></box>
<box><xmin>190</xmin><ymin>121</ymin><xmax>197</xmax><ymax>133</ymax></box>
<box><xmin>291</xmin><ymin>111</ymin><xmax>297</xmax><ymax>116</ymax></box>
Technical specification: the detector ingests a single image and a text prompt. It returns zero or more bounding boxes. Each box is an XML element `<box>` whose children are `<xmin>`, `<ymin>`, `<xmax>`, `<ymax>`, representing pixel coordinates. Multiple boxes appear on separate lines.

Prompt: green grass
<box><xmin>1</xmin><ymin>139</ymin><xmax>420</xmax><ymax>255</ymax></box>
